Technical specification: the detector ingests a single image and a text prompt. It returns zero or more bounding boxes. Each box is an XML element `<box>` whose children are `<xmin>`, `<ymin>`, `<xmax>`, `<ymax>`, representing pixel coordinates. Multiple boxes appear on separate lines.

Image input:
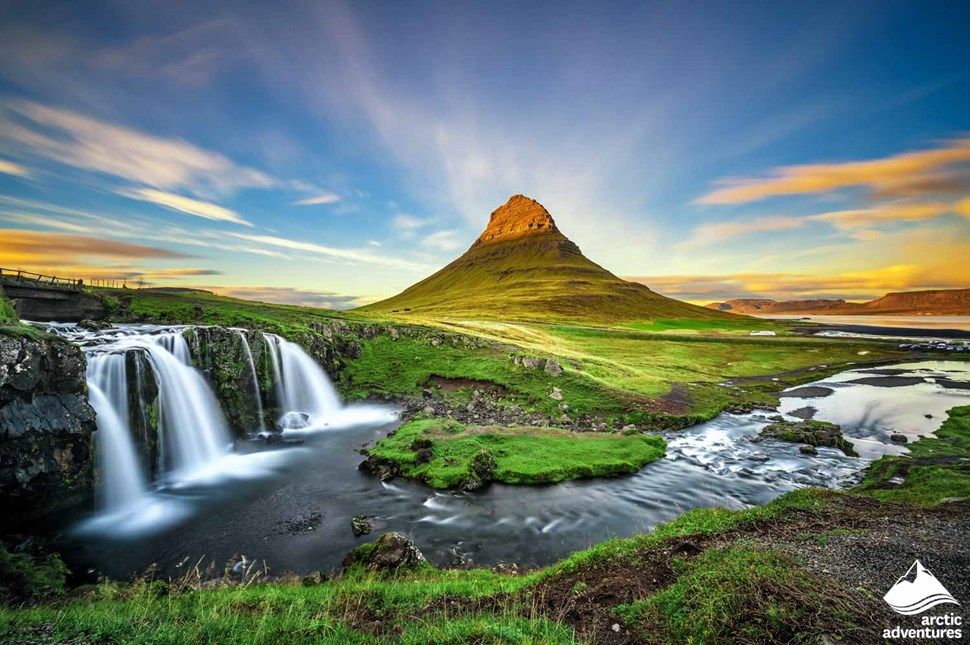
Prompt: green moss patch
<box><xmin>365</xmin><ymin>419</ymin><xmax>666</xmax><ymax>490</ymax></box>
<box><xmin>855</xmin><ymin>405</ymin><xmax>970</xmax><ymax>505</ymax></box>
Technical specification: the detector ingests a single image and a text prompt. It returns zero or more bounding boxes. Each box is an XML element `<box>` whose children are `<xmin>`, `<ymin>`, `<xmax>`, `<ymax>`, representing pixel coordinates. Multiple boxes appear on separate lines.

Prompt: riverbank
<box><xmin>2</xmin><ymin>405</ymin><xmax>967</xmax><ymax>644</ymax></box>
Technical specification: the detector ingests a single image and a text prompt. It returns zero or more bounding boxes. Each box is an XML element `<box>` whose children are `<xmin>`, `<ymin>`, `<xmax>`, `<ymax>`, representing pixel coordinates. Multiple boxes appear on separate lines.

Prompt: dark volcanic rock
<box><xmin>760</xmin><ymin>420</ymin><xmax>858</xmax><ymax>457</ymax></box>
<box><xmin>351</xmin><ymin>515</ymin><xmax>373</xmax><ymax>537</ymax></box>
<box><xmin>343</xmin><ymin>531</ymin><xmax>427</xmax><ymax>572</ymax></box>
<box><xmin>0</xmin><ymin>332</ymin><xmax>96</xmax><ymax>521</ymax></box>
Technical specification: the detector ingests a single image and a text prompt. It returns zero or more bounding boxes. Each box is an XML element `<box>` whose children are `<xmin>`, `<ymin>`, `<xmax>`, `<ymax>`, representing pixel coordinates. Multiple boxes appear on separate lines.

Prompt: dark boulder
<box><xmin>760</xmin><ymin>420</ymin><xmax>858</xmax><ymax>457</ymax></box>
<box><xmin>343</xmin><ymin>531</ymin><xmax>427</xmax><ymax>572</ymax></box>
<box><xmin>351</xmin><ymin>515</ymin><xmax>373</xmax><ymax>537</ymax></box>
<box><xmin>0</xmin><ymin>333</ymin><xmax>96</xmax><ymax>522</ymax></box>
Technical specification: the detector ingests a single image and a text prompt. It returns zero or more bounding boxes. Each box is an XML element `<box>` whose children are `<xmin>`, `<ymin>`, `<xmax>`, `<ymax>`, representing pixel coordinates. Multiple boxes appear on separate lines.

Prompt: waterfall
<box><xmin>270</xmin><ymin>336</ymin><xmax>341</xmax><ymax>428</ymax></box>
<box><xmin>87</xmin><ymin>352</ymin><xmax>130</xmax><ymax>432</ymax></box>
<box><xmin>236</xmin><ymin>331</ymin><xmax>266</xmax><ymax>432</ymax></box>
<box><xmin>55</xmin><ymin>323</ymin><xmax>346</xmax><ymax>520</ymax></box>
<box><xmin>142</xmin><ymin>342</ymin><xmax>231</xmax><ymax>473</ymax></box>
<box><xmin>87</xmin><ymin>382</ymin><xmax>147</xmax><ymax>510</ymax></box>
<box><xmin>264</xmin><ymin>334</ymin><xmax>286</xmax><ymax>416</ymax></box>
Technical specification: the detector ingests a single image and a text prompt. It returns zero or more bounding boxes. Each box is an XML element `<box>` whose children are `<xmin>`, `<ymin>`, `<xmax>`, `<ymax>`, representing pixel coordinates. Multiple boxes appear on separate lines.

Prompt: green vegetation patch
<box><xmin>0</xmin><ymin>566</ymin><xmax>568</xmax><ymax>644</ymax></box>
<box><xmin>621</xmin><ymin>316</ymin><xmax>783</xmax><ymax>334</ymax></box>
<box><xmin>615</xmin><ymin>546</ymin><xmax>867</xmax><ymax>644</ymax></box>
<box><xmin>855</xmin><ymin>405</ymin><xmax>970</xmax><ymax>505</ymax></box>
<box><xmin>366</xmin><ymin>419</ymin><xmax>666</xmax><ymax>489</ymax></box>
<box><xmin>0</xmin><ymin>547</ymin><xmax>69</xmax><ymax>605</ymax></box>
<box><xmin>110</xmin><ymin>289</ymin><xmax>352</xmax><ymax>335</ymax></box>
<box><xmin>343</xmin><ymin>334</ymin><xmax>628</xmax><ymax>417</ymax></box>
<box><xmin>0</xmin><ymin>290</ymin><xmax>16</xmax><ymax>324</ymax></box>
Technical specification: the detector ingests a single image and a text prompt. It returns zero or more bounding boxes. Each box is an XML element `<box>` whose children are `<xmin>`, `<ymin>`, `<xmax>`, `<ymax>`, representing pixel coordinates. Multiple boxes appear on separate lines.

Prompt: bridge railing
<box><xmin>0</xmin><ymin>268</ymin><xmax>83</xmax><ymax>290</ymax></box>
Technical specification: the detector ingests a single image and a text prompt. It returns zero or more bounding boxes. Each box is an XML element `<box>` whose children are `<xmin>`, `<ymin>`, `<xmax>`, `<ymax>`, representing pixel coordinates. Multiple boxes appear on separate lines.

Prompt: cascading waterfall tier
<box><xmin>44</xmin><ymin>323</ymin><xmax>344</xmax><ymax>516</ymax></box>
<box><xmin>265</xmin><ymin>334</ymin><xmax>341</xmax><ymax>429</ymax></box>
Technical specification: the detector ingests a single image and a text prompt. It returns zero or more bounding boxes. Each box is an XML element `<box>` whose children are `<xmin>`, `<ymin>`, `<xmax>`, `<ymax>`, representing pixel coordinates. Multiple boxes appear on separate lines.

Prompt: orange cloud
<box><xmin>628</xmin><ymin>240</ymin><xmax>970</xmax><ymax>301</ymax></box>
<box><xmin>0</xmin><ymin>229</ymin><xmax>211</xmax><ymax>285</ymax></box>
<box><xmin>808</xmin><ymin>201</ymin><xmax>953</xmax><ymax>229</ymax></box>
<box><xmin>1</xmin><ymin>229</ymin><xmax>190</xmax><ymax>263</ymax></box>
<box><xmin>696</xmin><ymin>138</ymin><xmax>970</xmax><ymax>204</ymax></box>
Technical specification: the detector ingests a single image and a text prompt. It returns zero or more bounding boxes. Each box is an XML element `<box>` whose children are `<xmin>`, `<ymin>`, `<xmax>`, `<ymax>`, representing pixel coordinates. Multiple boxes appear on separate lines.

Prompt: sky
<box><xmin>0</xmin><ymin>0</ymin><xmax>968</xmax><ymax>308</ymax></box>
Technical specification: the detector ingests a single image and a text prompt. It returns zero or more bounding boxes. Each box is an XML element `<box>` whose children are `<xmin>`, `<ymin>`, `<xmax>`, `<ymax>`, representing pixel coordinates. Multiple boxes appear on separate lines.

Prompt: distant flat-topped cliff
<box><xmin>707</xmin><ymin>289</ymin><xmax>970</xmax><ymax>316</ymax></box>
<box><xmin>359</xmin><ymin>195</ymin><xmax>731</xmax><ymax>323</ymax></box>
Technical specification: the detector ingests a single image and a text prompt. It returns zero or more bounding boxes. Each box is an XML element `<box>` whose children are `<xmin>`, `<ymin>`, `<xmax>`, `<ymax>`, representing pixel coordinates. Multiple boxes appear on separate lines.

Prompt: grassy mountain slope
<box><xmin>359</xmin><ymin>195</ymin><xmax>736</xmax><ymax>324</ymax></box>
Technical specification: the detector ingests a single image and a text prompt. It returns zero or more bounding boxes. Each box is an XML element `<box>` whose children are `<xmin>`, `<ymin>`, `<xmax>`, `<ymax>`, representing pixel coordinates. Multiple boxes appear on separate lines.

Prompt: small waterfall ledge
<box><xmin>53</xmin><ymin>324</ymin><xmax>349</xmax><ymax>518</ymax></box>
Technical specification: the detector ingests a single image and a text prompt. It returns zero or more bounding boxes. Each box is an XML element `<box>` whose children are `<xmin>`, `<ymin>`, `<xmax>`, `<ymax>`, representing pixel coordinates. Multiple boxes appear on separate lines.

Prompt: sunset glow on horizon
<box><xmin>1</xmin><ymin>1</ymin><xmax>968</xmax><ymax>308</ymax></box>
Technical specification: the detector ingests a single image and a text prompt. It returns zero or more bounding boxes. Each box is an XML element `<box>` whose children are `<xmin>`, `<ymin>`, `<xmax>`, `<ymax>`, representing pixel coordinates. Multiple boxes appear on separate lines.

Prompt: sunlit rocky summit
<box><xmin>362</xmin><ymin>194</ymin><xmax>728</xmax><ymax>323</ymax></box>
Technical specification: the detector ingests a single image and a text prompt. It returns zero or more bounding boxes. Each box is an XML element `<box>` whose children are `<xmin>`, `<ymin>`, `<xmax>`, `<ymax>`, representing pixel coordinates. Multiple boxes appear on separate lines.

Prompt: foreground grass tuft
<box><xmin>616</xmin><ymin>547</ymin><xmax>867</xmax><ymax>644</ymax></box>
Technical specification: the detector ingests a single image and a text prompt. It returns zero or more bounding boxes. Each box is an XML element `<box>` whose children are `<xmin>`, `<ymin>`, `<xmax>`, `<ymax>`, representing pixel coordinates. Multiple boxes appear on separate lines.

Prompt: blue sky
<box><xmin>1</xmin><ymin>0</ymin><xmax>968</xmax><ymax>306</ymax></box>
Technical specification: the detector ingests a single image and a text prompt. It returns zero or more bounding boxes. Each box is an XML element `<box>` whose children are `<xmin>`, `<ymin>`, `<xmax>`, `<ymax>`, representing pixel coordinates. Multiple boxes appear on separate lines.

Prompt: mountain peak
<box><xmin>471</xmin><ymin>195</ymin><xmax>561</xmax><ymax>248</ymax></box>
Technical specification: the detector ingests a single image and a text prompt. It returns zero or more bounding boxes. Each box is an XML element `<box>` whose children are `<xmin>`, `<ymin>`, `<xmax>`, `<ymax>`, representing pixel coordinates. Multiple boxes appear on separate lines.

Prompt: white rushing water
<box><xmin>235</xmin><ymin>330</ymin><xmax>267</xmax><ymax>432</ymax></box>
<box><xmin>38</xmin><ymin>323</ymin><xmax>357</xmax><ymax>534</ymax></box>
<box><xmin>143</xmin><ymin>336</ymin><xmax>232</xmax><ymax>474</ymax></box>
<box><xmin>271</xmin><ymin>335</ymin><xmax>341</xmax><ymax>429</ymax></box>
<box><xmin>87</xmin><ymin>382</ymin><xmax>147</xmax><ymax>510</ymax></box>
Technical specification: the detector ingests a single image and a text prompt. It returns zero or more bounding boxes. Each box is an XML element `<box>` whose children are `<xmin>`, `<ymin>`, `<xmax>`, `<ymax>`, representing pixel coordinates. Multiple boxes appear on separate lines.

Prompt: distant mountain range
<box><xmin>360</xmin><ymin>195</ymin><xmax>731</xmax><ymax>323</ymax></box>
<box><xmin>707</xmin><ymin>289</ymin><xmax>970</xmax><ymax>316</ymax></box>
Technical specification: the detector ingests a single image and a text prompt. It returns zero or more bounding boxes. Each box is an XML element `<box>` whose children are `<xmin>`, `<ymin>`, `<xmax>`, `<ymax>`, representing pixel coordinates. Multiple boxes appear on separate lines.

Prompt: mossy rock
<box><xmin>761</xmin><ymin>420</ymin><xmax>858</xmax><ymax>457</ymax></box>
<box><xmin>342</xmin><ymin>532</ymin><xmax>427</xmax><ymax>574</ymax></box>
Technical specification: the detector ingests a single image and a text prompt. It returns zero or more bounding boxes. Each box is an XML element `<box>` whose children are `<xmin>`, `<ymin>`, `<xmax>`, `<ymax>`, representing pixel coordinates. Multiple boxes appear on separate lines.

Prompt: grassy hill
<box><xmin>359</xmin><ymin>195</ymin><xmax>736</xmax><ymax>325</ymax></box>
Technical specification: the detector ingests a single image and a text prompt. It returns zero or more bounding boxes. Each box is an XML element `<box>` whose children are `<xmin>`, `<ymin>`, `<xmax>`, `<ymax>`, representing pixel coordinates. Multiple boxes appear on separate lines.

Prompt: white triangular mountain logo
<box><xmin>884</xmin><ymin>560</ymin><xmax>960</xmax><ymax>615</ymax></box>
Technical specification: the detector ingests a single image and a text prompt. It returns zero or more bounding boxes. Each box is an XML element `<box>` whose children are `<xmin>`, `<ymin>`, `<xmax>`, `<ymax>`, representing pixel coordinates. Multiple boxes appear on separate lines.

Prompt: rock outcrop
<box><xmin>758</xmin><ymin>420</ymin><xmax>858</xmax><ymax>457</ymax></box>
<box><xmin>0</xmin><ymin>331</ymin><xmax>96</xmax><ymax>521</ymax></box>
<box><xmin>343</xmin><ymin>531</ymin><xmax>427</xmax><ymax>573</ymax></box>
<box><xmin>470</xmin><ymin>194</ymin><xmax>570</xmax><ymax>248</ymax></box>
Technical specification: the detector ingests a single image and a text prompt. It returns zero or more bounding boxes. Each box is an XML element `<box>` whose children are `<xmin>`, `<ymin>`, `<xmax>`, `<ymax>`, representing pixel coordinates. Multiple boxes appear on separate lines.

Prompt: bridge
<box><xmin>0</xmin><ymin>268</ymin><xmax>108</xmax><ymax>322</ymax></box>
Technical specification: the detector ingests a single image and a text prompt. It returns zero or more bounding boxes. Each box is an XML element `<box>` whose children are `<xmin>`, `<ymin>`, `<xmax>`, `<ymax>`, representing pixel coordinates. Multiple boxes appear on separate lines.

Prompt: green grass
<box><xmin>342</xmin><ymin>334</ymin><xmax>628</xmax><ymax>417</ymax></box>
<box><xmin>0</xmin><ymin>548</ymin><xmax>68</xmax><ymax>605</ymax></box>
<box><xmin>0</xmin><ymin>291</ymin><xmax>16</xmax><ymax>324</ymax></box>
<box><xmin>0</xmin><ymin>566</ymin><xmax>570</xmax><ymax>644</ymax></box>
<box><xmin>621</xmin><ymin>317</ymin><xmax>784</xmax><ymax>334</ymax></box>
<box><xmin>855</xmin><ymin>405</ymin><xmax>970</xmax><ymax>505</ymax></box>
<box><xmin>615</xmin><ymin>547</ymin><xmax>865</xmax><ymax>644</ymax></box>
<box><xmin>106</xmin><ymin>289</ymin><xmax>901</xmax><ymax>421</ymax></box>
<box><xmin>367</xmin><ymin>419</ymin><xmax>666</xmax><ymax>489</ymax></box>
<box><xmin>108</xmin><ymin>289</ymin><xmax>353</xmax><ymax>334</ymax></box>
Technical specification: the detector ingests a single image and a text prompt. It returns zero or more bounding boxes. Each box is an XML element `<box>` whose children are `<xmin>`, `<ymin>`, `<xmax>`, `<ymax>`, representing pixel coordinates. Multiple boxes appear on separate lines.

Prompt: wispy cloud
<box><xmin>0</xmin><ymin>159</ymin><xmax>31</xmax><ymax>177</ymax></box>
<box><xmin>696</xmin><ymin>138</ymin><xmax>970</xmax><ymax>204</ymax></box>
<box><xmin>227</xmin><ymin>232</ymin><xmax>430</xmax><ymax>271</ymax></box>
<box><xmin>122</xmin><ymin>188</ymin><xmax>251</xmax><ymax>226</ymax></box>
<box><xmin>392</xmin><ymin>214</ymin><xmax>430</xmax><ymax>232</ymax></box>
<box><xmin>292</xmin><ymin>192</ymin><xmax>340</xmax><ymax>206</ymax></box>
<box><xmin>213</xmin><ymin>285</ymin><xmax>366</xmax><ymax>310</ymax></box>
<box><xmin>95</xmin><ymin>20</ymin><xmax>238</xmax><ymax>88</ymax></box>
<box><xmin>676</xmin><ymin>216</ymin><xmax>804</xmax><ymax>250</ymax></box>
<box><xmin>0</xmin><ymin>101</ymin><xmax>276</xmax><ymax>197</ymax></box>
<box><xmin>422</xmin><ymin>230</ymin><xmax>464</xmax><ymax>251</ymax></box>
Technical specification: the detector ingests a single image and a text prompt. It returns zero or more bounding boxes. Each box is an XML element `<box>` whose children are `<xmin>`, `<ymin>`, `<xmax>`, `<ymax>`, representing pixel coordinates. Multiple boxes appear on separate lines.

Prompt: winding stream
<box><xmin>39</xmin><ymin>324</ymin><xmax>970</xmax><ymax>579</ymax></box>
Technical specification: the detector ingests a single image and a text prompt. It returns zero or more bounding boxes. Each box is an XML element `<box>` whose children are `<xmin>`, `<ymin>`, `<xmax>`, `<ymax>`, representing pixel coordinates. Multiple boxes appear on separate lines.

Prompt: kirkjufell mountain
<box><xmin>360</xmin><ymin>195</ymin><xmax>732</xmax><ymax>323</ymax></box>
